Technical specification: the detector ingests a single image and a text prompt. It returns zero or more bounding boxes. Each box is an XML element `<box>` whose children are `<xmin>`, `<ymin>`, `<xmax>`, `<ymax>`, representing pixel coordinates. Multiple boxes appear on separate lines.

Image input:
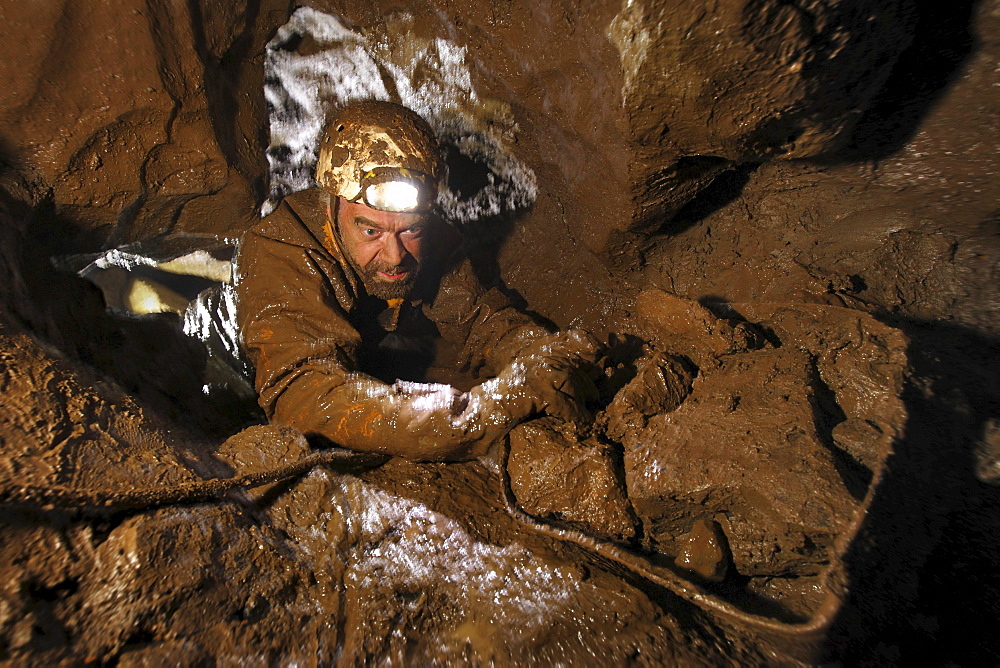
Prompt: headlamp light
<box><xmin>354</xmin><ymin>167</ymin><xmax>436</xmax><ymax>213</ymax></box>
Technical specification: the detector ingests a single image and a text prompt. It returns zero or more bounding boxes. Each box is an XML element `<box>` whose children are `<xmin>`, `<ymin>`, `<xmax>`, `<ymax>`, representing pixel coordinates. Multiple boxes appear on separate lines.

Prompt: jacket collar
<box><xmin>257</xmin><ymin>189</ymin><xmax>339</xmax><ymax>257</ymax></box>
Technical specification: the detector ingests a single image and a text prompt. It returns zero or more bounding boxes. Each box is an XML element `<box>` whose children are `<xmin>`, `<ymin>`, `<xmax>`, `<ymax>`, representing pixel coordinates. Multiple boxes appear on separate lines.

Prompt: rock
<box><xmin>634</xmin><ymin>289</ymin><xmax>764</xmax><ymax>367</ymax></box>
<box><xmin>0</xmin><ymin>0</ymin><xmax>278</xmax><ymax>243</ymax></box>
<box><xmin>507</xmin><ymin>417</ymin><xmax>637</xmax><ymax>542</ymax></box>
<box><xmin>215</xmin><ymin>424</ymin><xmax>311</xmax><ymax>473</ymax></box>
<box><xmin>607</xmin><ymin>0</ymin><xmax>915</xmax><ymax>228</ymax></box>
<box><xmin>675</xmin><ymin>518</ymin><xmax>731</xmax><ymax>583</ymax></box>
<box><xmin>213</xmin><ymin>424</ymin><xmax>312</xmax><ymax>500</ymax></box>
<box><xmin>975</xmin><ymin>419</ymin><xmax>1000</xmax><ymax>485</ymax></box>
<box><xmin>72</xmin><ymin>504</ymin><xmax>321</xmax><ymax>663</ymax></box>
<box><xmin>622</xmin><ymin>302</ymin><xmax>907</xmax><ymax>578</ymax></box>
<box><xmin>832</xmin><ymin>418</ymin><xmax>886</xmax><ymax>474</ymax></box>
<box><xmin>625</xmin><ymin>347</ymin><xmax>858</xmax><ymax>577</ymax></box>
<box><xmin>736</xmin><ymin>302</ymin><xmax>908</xmax><ymax>442</ymax></box>
<box><xmin>603</xmin><ymin>350</ymin><xmax>694</xmax><ymax>443</ymax></box>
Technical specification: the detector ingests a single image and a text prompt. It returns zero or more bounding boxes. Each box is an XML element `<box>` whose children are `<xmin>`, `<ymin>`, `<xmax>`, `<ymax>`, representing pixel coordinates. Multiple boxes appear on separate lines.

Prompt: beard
<box><xmin>358</xmin><ymin>258</ymin><xmax>421</xmax><ymax>300</ymax></box>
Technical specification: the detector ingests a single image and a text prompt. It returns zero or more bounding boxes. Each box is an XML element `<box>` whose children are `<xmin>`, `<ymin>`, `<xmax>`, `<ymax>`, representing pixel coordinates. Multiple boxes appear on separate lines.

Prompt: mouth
<box><xmin>377</xmin><ymin>270</ymin><xmax>409</xmax><ymax>281</ymax></box>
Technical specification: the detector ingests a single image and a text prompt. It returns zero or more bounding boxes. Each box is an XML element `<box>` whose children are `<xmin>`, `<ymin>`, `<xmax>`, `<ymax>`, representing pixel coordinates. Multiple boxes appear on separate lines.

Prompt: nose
<box><xmin>380</xmin><ymin>233</ymin><xmax>407</xmax><ymax>266</ymax></box>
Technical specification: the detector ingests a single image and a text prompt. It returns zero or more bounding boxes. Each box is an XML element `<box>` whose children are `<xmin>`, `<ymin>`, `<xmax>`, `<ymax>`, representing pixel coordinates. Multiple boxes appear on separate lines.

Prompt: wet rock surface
<box><xmin>608</xmin><ymin>0</ymin><xmax>915</xmax><ymax>228</ymax></box>
<box><xmin>0</xmin><ymin>0</ymin><xmax>998</xmax><ymax>664</ymax></box>
<box><xmin>626</xmin><ymin>301</ymin><xmax>906</xmax><ymax>585</ymax></box>
<box><xmin>507</xmin><ymin>417</ymin><xmax>637</xmax><ymax>542</ymax></box>
<box><xmin>675</xmin><ymin>518</ymin><xmax>731</xmax><ymax>584</ymax></box>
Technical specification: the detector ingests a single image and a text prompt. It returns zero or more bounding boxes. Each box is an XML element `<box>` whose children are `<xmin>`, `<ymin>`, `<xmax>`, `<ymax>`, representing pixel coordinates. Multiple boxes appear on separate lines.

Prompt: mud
<box><xmin>0</xmin><ymin>0</ymin><xmax>998</xmax><ymax>664</ymax></box>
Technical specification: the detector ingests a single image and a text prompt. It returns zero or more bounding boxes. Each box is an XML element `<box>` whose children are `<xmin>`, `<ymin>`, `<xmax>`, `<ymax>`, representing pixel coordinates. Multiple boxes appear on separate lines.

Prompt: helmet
<box><xmin>315</xmin><ymin>101</ymin><xmax>444</xmax><ymax>213</ymax></box>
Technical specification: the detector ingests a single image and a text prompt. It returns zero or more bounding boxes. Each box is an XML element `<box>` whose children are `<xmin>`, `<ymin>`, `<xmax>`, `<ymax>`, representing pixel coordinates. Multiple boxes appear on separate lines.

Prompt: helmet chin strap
<box><xmin>321</xmin><ymin>194</ymin><xmax>342</xmax><ymax>254</ymax></box>
<box><xmin>328</xmin><ymin>196</ymin><xmax>350</xmax><ymax>262</ymax></box>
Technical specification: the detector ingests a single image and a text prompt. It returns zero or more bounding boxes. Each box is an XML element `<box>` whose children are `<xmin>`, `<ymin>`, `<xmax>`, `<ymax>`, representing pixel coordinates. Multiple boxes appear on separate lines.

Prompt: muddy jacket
<box><xmin>235</xmin><ymin>189</ymin><xmax>558</xmax><ymax>460</ymax></box>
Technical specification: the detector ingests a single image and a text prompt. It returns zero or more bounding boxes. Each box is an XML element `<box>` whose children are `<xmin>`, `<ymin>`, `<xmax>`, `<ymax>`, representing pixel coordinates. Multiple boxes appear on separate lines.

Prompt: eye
<box><xmin>402</xmin><ymin>226</ymin><xmax>424</xmax><ymax>238</ymax></box>
<box><xmin>361</xmin><ymin>227</ymin><xmax>380</xmax><ymax>238</ymax></box>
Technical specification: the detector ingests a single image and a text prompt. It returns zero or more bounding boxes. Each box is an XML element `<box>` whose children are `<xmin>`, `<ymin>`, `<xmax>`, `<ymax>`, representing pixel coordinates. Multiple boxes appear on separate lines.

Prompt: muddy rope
<box><xmin>0</xmin><ymin>448</ymin><xmax>383</xmax><ymax>512</ymax></box>
<box><xmin>493</xmin><ymin>436</ymin><xmax>840</xmax><ymax>645</ymax></box>
<box><xmin>0</xmin><ymin>436</ymin><xmax>836</xmax><ymax>647</ymax></box>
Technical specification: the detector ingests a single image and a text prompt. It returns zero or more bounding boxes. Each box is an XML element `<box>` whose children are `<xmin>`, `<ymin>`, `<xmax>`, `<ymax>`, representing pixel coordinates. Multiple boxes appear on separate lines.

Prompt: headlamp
<box><xmin>353</xmin><ymin>167</ymin><xmax>436</xmax><ymax>213</ymax></box>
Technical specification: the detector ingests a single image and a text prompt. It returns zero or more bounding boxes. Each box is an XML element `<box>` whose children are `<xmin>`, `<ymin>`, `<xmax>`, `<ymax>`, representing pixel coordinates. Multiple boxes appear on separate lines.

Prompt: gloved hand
<box><xmin>463</xmin><ymin>329</ymin><xmax>603</xmax><ymax>430</ymax></box>
<box><xmin>310</xmin><ymin>331</ymin><xmax>604</xmax><ymax>462</ymax></box>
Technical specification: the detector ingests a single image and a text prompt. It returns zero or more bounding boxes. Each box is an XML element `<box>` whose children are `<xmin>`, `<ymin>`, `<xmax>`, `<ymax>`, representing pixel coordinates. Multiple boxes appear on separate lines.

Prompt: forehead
<box><xmin>337</xmin><ymin>197</ymin><xmax>431</xmax><ymax>231</ymax></box>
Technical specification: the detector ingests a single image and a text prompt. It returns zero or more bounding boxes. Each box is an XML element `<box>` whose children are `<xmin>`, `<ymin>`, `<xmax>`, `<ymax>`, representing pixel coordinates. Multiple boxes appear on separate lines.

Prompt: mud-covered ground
<box><xmin>0</xmin><ymin>0</ymin><xmax>997</xmax><ymax>664</ymax></box>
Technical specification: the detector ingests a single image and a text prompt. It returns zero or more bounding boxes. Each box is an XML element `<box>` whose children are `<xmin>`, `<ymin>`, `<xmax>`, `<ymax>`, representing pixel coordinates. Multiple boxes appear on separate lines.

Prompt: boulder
<box><xmin>623</xmin><ymin>302</ymin><xmax>907</xmax><ymax>578</ymax></box>
<box><xmin>607</xmin><ymin>0</ymin><xmax>915</xmax><ymax>228</ymax></box>
<box><xmin>508</xmin><ymin>417</ymin><xmax>638</xmax><ymax>542</ymax></box>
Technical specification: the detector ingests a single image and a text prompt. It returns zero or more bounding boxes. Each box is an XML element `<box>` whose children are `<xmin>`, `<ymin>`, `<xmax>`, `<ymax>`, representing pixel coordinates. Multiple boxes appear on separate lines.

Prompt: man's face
<box><xmin>334</xmin><ymin>197</ymin><xmax>431</xmax><ymax>300</ymax></box>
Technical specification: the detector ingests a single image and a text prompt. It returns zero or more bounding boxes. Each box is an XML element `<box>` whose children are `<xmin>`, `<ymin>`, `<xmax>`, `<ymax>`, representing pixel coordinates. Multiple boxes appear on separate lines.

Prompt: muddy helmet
<box><xmin>315</xmin><ymin>100</ymin><xmax>444</xmax><ymax>213</ymax></box>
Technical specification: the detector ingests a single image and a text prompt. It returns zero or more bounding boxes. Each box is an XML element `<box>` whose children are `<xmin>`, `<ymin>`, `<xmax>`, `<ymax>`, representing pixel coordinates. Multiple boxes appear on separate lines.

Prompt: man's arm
<box><xmin>426</xmin><ymin>258</ymin><xmax>552</xmax><ymax>375</ymax></box>
<box><xmin>235</xmin><ymin>230</ymin><xmax>521</xmax><ymax>460</ymax></box>
<box><xmin>425</xmin><ymin>257</ymin><xmax>604</xmax><ymax>425</ymax></box>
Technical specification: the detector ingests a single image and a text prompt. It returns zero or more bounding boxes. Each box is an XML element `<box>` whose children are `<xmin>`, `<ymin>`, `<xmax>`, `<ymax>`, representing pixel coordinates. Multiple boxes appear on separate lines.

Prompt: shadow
<box><xmin>824</xmin><ymin>317</ymin><xmax>1000</xmax><ymax>663</ymax></box>
<box><xmin>440</xmin><ymin>139</ymin><xmax>531</xmax><ymax>296</ymax></box>
<box><xmin>455</xmin><ymin>210</ymin><xmax>517</xmax><ymax>290</ymax></box>
<box><xmin>807</xmin><ymin>362</ymin><xmax>873</xmax><ymax>502</ymax></box>
<box><xmin>187</xmin><ymin>0</ymin><xmax>279</xmax><ymax>203</ymax></box>
<box><xmin>836</xmin><ymin>0</ymin><xmax>979</xmax><ymax>162</ymax></box>
<box><xmin>653</xmin><ymin>163</ymin><xmax>758</xmax><ymax>236</ymax></box>
<box><xmin>0</xmin><ymin>184</ymin><xmax>261</xmax><ymax>439</ymax></box>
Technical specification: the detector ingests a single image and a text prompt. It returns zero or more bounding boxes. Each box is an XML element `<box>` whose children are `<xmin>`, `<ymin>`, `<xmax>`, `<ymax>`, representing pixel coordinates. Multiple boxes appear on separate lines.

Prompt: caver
<box><xmin>235</xmin><ymin>100</ymin><xmax>630</xmax><ymax>461</ymax></box>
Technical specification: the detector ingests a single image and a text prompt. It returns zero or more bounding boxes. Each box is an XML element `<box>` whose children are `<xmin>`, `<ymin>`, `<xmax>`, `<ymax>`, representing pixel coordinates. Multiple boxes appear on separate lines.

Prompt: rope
<box><xmin>0</xmin><ymin>433</ymin><xmax>834</xmax><ymax>647</ymax></box>
<box><xmin>494</xmin><ymin>436</ymin><xmax>838</xmax><ymax>644</ymax></box>
<box><xmin>0</xmin><ymin>448</ymin><xmax>382</xmax><ymax>513</ymax></box>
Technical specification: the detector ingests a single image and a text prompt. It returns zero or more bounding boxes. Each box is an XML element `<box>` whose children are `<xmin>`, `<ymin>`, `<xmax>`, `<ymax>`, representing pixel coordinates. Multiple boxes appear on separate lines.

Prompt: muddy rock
<box><xmin>603</xmin><ymin>349</ymin><xmax>694</xmax><ymax>443</ymax></box>
<box><xmin>975</xmin><ymin>419</ymin><xmax>1000</xmax><ymax>485</ymax></box>
<box><xmin>507</xmin><ymin>417</ymin><xmax>637</xmax><ymax>542</ymax></box>
<box><xmin>0</xmin><ymin>324</ymin><xmax>202</xmax><ymax>494</ymax></box>
<box><xmin>633</xmin><ymin>289</ymin><xmax>764</xmax><ymax>367</ymax></box>
<box><xmin>675</xmin><ymin>518</ymin><xmax>731</xmax><ymax>583</ymax></box>
<box><xmin>0</xmin><ymin>325</ymin><xmax>319</xmax><ymax>664</ymax></box>
<box><xmin>71</xmin><ymin>504</ymin><xmax>321</xmax><ymax>664</ymax></box>
<box><xmin>214</xmin><ymin>424</ymin><xmax>313</xmax><ymax>492</ymax></box>
<box><xmin>252</xmin><ymin>457</ymin><xmax>712</xmax><ymax>664</ymax></box>
<box><xmin>0</xmin><ymin>0</ymin><xmax>277</xmax><ymax>243</ymax></box>
<box><xmin>623</xmin><ymin>303</ymin><xmax>906</xmax><ymax>579</ymax></box>
<box><xmin>625</xmin><ymin>346</ymin><xmax>857</xmax><ymax>577</ymax></box>
<box><xmin>739</xmin><ymin>302</ymin><xmax>909</xmax><ymax>441</ymax></box>
<box><xmin>607</xmin><ymin>0</ymin><xmax>914</xmax><ymax>227</ymax></box>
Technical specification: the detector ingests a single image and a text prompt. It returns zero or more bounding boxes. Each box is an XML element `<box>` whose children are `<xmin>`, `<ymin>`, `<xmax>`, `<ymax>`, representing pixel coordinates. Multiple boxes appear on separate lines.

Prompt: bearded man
<box><xmin>235</xmin><ymin>100</ymin><xmax>601</xmax><ymax>460</ymax></box>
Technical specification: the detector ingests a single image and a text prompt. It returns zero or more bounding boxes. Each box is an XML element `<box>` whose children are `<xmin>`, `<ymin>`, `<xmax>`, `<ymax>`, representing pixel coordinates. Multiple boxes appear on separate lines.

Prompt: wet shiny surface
<box><xmin>0</xmin><ymin>0</ymin><xmax>997</xmax><ymax>663</ymax></box>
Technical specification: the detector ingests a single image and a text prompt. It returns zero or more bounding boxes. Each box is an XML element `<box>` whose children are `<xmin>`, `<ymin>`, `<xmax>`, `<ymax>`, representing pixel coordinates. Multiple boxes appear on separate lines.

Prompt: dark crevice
<box><xmin>805</xmin><ymin>358</ymin><xmax>871</xmax><ymax>502</ymax></box>
<box><xmin>825</xmin><ymin>316</ymin><xmax>1000</xmax><ymax>664</ymax></box>
<box><xmin>652</xmin><ymin>162</ymin><xmax>758</xmax><ymax>236</ymax></box>
<box><xmin>188</xmin><ymin>0</ymin><xmax>263</xmax><ymax>162</ymax></box>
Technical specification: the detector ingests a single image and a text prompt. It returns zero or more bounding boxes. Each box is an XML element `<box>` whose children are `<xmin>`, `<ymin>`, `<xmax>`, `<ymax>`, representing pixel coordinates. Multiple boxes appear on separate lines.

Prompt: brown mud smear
<box><xmin>0</xmin><ymin>0</ymin><xmax>998</xmax><ymax>664</ymax></box>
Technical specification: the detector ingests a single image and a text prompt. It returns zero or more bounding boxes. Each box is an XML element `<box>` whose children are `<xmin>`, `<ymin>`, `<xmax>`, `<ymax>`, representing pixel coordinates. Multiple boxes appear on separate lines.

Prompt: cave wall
<box><xmin>0</xmin><ymin>0</ymin><xmax>284</xmax><ymax>245</ymax></box>
<box><xmin>0</xmin><ymin>0</ymin><xmax>933</xmax><ymax>334</ymax></box>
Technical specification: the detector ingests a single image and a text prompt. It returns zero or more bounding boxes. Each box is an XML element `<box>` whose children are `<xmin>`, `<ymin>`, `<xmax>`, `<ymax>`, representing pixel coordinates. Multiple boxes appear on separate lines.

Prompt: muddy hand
<box><xmin>508</xmin><ymin>329</ymin><xmax>604</xmax><ymax>425</ymax></box>
<box><xmin>530</xmin><ymin>362</ymin><xmax>599</xmax><ymax>424</ymax></box>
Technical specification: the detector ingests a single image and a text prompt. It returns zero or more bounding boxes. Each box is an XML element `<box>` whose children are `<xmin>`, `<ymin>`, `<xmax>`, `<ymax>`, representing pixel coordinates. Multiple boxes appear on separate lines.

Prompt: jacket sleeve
<box><xmin>425</xmin><ymin>258</ymin><xmax>553</xmax><ymax>378</ymax></box>
<box><xmin>235</xmin><ymin>230</ymin><xmax>515</xmax><ymax>461</ymax></box>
